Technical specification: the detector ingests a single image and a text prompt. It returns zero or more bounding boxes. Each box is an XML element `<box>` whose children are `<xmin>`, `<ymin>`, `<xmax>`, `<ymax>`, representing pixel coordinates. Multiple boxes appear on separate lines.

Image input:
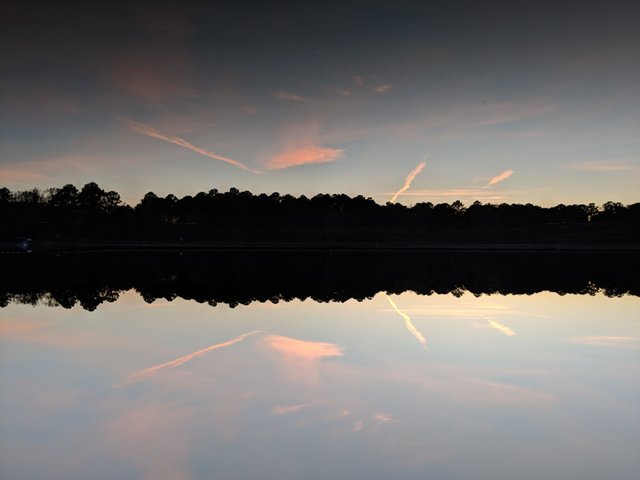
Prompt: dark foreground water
<box><xmin>1</xmin><ymin>253</ymin><xmax>639</xmax><ymax>479</ymax></box>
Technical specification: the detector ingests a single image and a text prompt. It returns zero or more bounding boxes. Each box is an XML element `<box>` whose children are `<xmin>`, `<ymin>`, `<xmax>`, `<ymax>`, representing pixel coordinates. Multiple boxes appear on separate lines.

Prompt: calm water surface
<box><xmin>1</xmin><ymin>291</ymin><xmax>639</xmax><ymax>479</ymax></box>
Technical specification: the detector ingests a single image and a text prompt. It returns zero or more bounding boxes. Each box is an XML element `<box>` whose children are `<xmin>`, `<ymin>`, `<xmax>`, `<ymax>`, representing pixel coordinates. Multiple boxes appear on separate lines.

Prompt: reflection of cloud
<box><xmin>263</xmin><ymin>334</ymin><xmax>344</xmax><ymax>360</ymax></box>
<box><xmin>0</xmin><ymin>319</ymin><xmax>50</xmax><ymax>335</ymax></box>
<box><xmin>123</xmin><ymin>330</ymin><xmax>261</xmax><ymax>386</ymax></box>
<box><xmin>570</xmin><ymin>336</ymin><xmax>639</xmax><ymax>348</ymax></box>
<box><xmin>119</xmin><ymin>117</ymin><xmax>259</xmax><ymax>173</ymax></box>
<box><xmin>267</xmin><ymin>146</ymin><xmax>344</xmax><ymax>170</ymax></box>
<box><xmin>390</xmin><ymin>159</ymin><xmax>427</xmax><ymax>203</ymax></box>
<box><xmin>400</xmin><ymin>305</ymin><xmax>510</xmax><ymax>317</ymax></box>
<box><xmin>487</xmin><ymin>319</ymin><xmax>516</xmax><ymax>336</ymax></box>
<box><xmin>372</xmin><ymin>413</ymin><xmax>392</xmax><ymax>423</ymax></box>
<box><xmin>271</xmin><ymin>404</ymin><xmax>308</xmax><ymax>415</ymax></box>
<box><xmin>486</xmin><ymin>169</ymin><xmax>514</xmax><ymax>186</ymax></box>
<box><xmin>385</xmin><ymin>295</ymin><xmax>428</xmax><ymax>350</ymax></box>
<box><xmin>106</xmin><ymin>404</ymin><xmax>192</xmax><ymax>480</ymax></box>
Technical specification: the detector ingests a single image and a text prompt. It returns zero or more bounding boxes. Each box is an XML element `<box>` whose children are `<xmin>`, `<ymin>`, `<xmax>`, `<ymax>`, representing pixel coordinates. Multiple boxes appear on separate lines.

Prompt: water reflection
<box><xmin>386</xmin><ymin>294</ymin><xmax>429</xmax><ymax>350</ymax></box>
<box><xmin>1</xmin><ymin>291</ymin><xmax>638</xmax><ymax>479</ymax></box>
<box><xmin>122</xmin><ymin>330</ymin><xmax>261</xmax><ymax>386</ymax></box>
<box><xmin>2</xmin><ymin>251</ymin><xmax>639</xmax><ymax>311</ymax></box>
<box><xmin>487</xmin><ymin>319</ymin><xmax>516</xmax><ymax>336</ymax></box>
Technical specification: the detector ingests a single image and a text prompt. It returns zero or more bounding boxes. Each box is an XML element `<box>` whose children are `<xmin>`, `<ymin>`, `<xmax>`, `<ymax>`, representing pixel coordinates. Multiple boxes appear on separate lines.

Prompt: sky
<box><xmin>1</xmin><ymin>0</ymin><xmax>639</xmax><ymax>206</ymax></box>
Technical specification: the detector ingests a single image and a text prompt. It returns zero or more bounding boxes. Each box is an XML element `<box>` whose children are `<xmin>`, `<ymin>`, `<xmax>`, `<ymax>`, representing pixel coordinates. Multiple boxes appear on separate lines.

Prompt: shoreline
<box><xmin>13</xmin><ymin>240</ymin><xmax>640</xmax><ymax>253</ymax></box>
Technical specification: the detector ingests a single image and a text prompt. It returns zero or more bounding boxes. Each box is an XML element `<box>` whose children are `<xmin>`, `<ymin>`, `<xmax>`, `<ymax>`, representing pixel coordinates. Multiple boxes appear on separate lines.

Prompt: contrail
<box><xmin>119</xmin><ymin>117</ymin><xmax>260</xmax><ymax>173</ymax></box>
<box><xmin>486</xmin><ymin>169</ymin><xmax>514</xmax><ymax>186</ymax></box>
<box><xmin>390</xmin><ymin>157</ymin><xmax>427</xmax><ymax>203</ymax></box>
<box><xmin>121</xmin><ymin>330</ymin><xmax>261</xmax><ymax>386</ymax></box>
<box><xmin>385</xmin><ymin>294</ymin><xmax>428</xmax><ymax>350</ymax></box>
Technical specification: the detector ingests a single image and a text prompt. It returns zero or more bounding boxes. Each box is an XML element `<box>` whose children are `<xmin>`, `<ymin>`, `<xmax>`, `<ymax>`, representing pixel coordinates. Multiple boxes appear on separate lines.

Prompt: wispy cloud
<box><xmin>385</xmin><ymin>295</ymin><xmax>428</xmax><ymax>350</ymax></box>
<box><xmin>0</xmin><ymin>168</ymin><xmax>50</xmax><ymax>184</ymax></box>
<box><xmin>354</xmin><ymin>75</ymin><xmax>364</xmax><ymax>86</ymax></box>
<box><xmin>567</xmin><ymin>160</ymin><xmax>638</xmax><ymax>172</ymax></box>
<box><xmin>390</xmin><ymin>158</ymin><xmax>427</xmax><ymax>203</ymax></box>
<box><xmin>119</xmin><ymin>117</ymin><xmax>260</xmax><ymax>173</ymax></box>
<box><xmin>385</xmin><ymin>188</ymin><xmax>504</xmax><ymax>200</ymax></box>
<box><xmin>486</xmin><ymin>169</ymin><xmax>514</xmax><ymax>186</ymax></box>
<box><xmin>0</xmin><ymin>155</ymin><xmax>120</xmax><ymax>186</ymax></box>
<box><xmin>487</xmin><ymin>319</ymin><xmax>516</xmax><ymax>336</ymax></box>
<box><xmin>121</xmin><ymin>330</ymin><xmax>261</xmax><ymax>386</ymax></box>
<box><xmin>274</xmin><ymin>91</ymin><xmax>310</xmax><ymax>103</ymax></box>
<box><xmin>373</xmin><ymin>84</ymin><xmax>392</xmax><ymax>93</ymax></box>
<box><xmin>267</xmin><ymin>146</ymin><xmax>344</xmax><ymax>170</ymax></box>
<box><xmin>271</xmin><ymin>404</ymin><xmax>309</xmax><ymax>415</ymax></box>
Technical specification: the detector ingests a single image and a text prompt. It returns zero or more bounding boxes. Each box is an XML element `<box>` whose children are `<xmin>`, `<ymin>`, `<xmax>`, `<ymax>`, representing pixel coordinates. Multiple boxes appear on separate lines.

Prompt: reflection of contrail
<box><xmin>390</xmin><ymin>158</ymin><xmax>427</xmax><ymax>203</ymax></box>
<box><xmin>487</xmin><ymin>169</ymin><xmax>514</xmax><ymax>186</ymax></box>
<box><xmin>122</xmin><ymin>330</ymin><xmax>261</xmax><ymax>386</ymax></box>
<box><xmin>487</xmin><ymin>319</ymin><xmax>515</xmax><ymax>336</ymax></box>
<box><xmin>385</xmin><ymin>295</ymin><xmax>428</xmax><ymax>350</ymax></box>
<box><xmin>119</xmin><ymin>117</ymin><xmax>260</xmax><ymax>173</ymax></box>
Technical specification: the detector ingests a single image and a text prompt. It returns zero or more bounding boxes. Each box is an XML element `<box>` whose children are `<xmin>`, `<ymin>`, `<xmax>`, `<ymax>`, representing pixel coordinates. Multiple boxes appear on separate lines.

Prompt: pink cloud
<box><xmin>0</xmin><ymin>168</ymin><xmax>50</xmax><ymax>184</ymax></box>
<box><xmin>267</xmin><ymin>145</ymin><xmax>344</xmax><ymax>170</ymax></box>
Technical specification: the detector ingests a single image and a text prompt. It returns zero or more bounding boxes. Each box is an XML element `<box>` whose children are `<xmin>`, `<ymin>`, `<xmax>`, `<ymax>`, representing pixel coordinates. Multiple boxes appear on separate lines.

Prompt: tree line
<box><xmin>1</xmin><ymin>183</ymin><xmax>639</xmax><ymax>242</ymax></box>
<box><xmin>2</xmin><ymin>251</ymin><xmax>638</xmax><ymax>311</ymax></box>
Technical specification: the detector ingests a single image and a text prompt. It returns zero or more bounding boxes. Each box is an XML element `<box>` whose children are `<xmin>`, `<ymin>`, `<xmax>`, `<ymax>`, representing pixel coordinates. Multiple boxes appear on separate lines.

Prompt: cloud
<box><xmin>373</xmin><ymin>84</ymin><xmax>392</xmax><ymax>93</ymax></box>
<box><xmin>121</xmin><ymin>330</ymin><xmax>261</xmax><ymax>386</ymax></box>
<box><xmin>0</xmin><ymin>168</ymin><xmax>50</xmax><ymax>184</ymax></box>
<box><xmin>486</xmin><ymin>169</ymin><xmax>514</xmax><ymax>186</ymax></box>
<box><xmin>0</xmin><ymin>154</ymin><xmax>121</xmax><ymax>187</ymax></box>
<box><xmin>274</xmin><ymin>91</ymin><xmax>310</xmax><ymax>103</ymax></box>
<box><xmin>570</xmin><ymin>336</ymin><xmax>639</xmax><ymax>348</ymax></box>
<box><xmin>354</xmin><ymin>75</ymin><xmax>364</xmax><ymax>86</ymax></box>
<box><xmin>270</xmin><ymin>404</ymin><xmax>309</xmax><ymax>415</ymax></box>
<box><xmin>390</xmin><ymin>159</ymin><xmax>427</xmax><ymax>203</ymax></box>
<box><xmin>267</xmin><ymin>145</ymin><xmax>344</xmax><ymax>170</ymax></box>
<box><xmin>472</xmin><ymin>104</ymin><xmax>554</xmax><ymax>127</ymax></box>
<box><xmin>119</xmin><ymin>117</ymin><xmax>260</xmax><ymax>173</ymax></box>
<box><xmin>384</xmin><ymin>188</ymin><xmax>504</xmax><ymax>200</ymax></box>
<box><xmin>567</xmin><ymin>161</ymin><xmax>638</xmax><ymax>172</ymax></box>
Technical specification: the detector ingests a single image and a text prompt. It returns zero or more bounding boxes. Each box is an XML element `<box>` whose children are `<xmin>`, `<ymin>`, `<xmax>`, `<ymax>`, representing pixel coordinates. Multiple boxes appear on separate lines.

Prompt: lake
<box><xmin>1</xmin><ymin>265</ymin><xmax>639</xmax><ymax>480</ymax></box>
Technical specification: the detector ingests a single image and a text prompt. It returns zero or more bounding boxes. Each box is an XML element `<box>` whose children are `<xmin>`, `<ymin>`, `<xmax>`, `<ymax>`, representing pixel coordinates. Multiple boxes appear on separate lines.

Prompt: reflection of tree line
<box><xmin>1</xmin><ymin>252</ymin><xmax>638</xmax><ymax>311</ymax></box>
<box><xmin>1</xmin><ymin>183</ymin><xmax>639</xmax><ymax>242</ymax></box>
